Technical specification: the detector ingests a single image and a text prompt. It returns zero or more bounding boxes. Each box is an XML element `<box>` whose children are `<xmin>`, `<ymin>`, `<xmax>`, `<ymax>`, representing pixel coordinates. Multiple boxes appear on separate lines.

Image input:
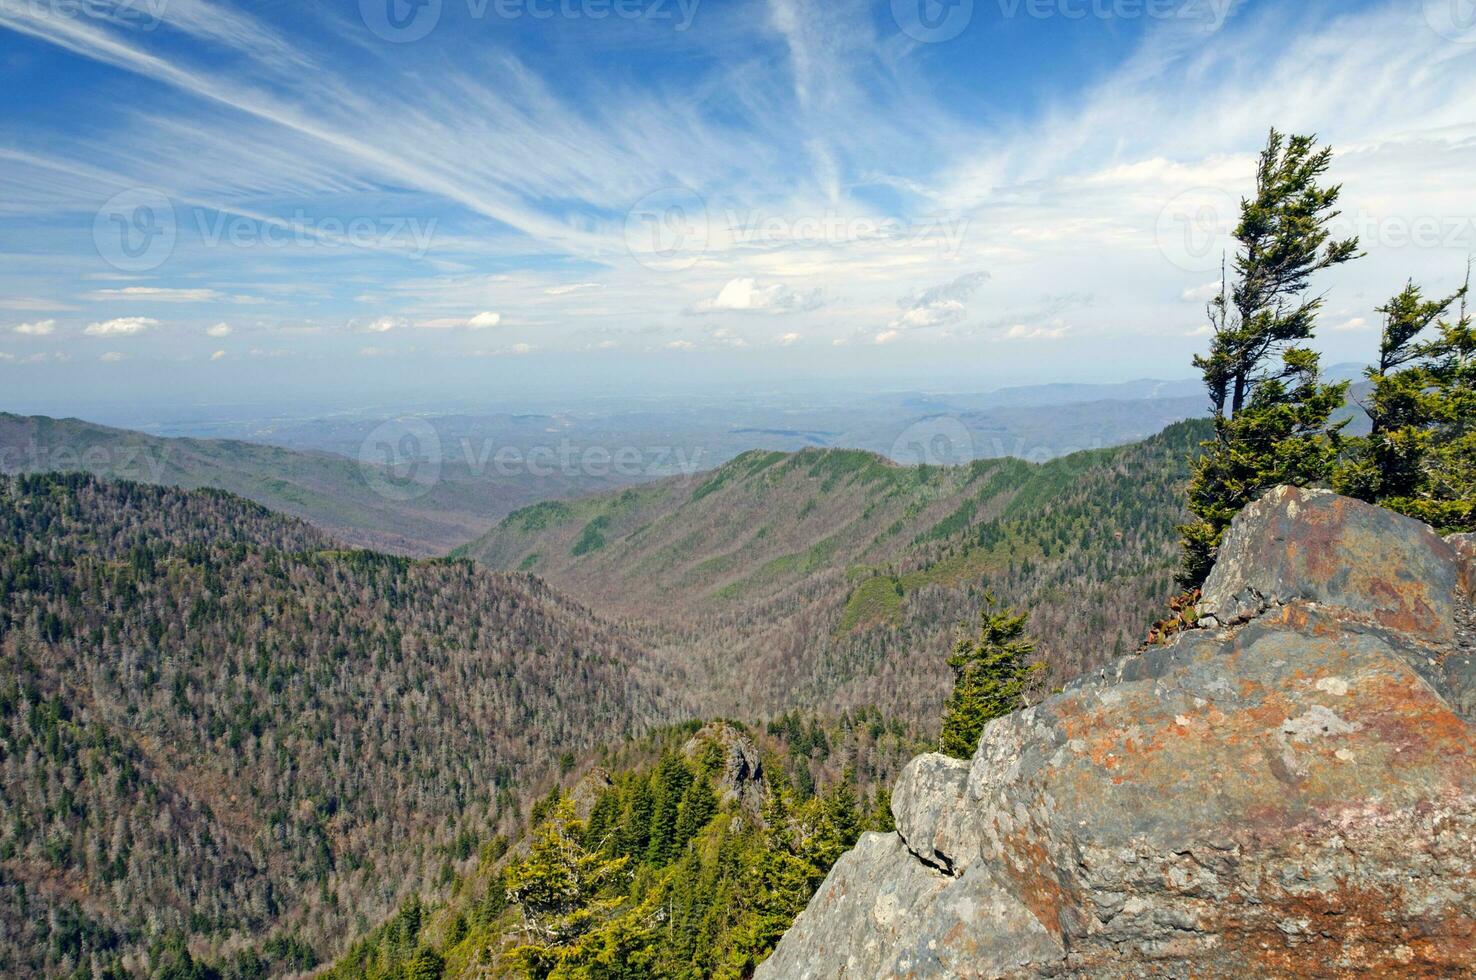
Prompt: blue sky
<box><xmin>2</xmin><ymin>0</ymin><xmax>1475</xmax><ymax>416</ymax></box>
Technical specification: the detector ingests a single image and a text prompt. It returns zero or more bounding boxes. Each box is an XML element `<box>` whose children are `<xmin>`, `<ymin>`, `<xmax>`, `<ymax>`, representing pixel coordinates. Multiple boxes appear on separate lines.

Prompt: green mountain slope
<box><xmin>325</xmin><ymin>714</ymin><xmax>924</xmax><ymax>980</ymax></box>
<box><xmin>459</xmin><ymin>419</ymin><xmax>1213</xmax><ymax>724</ymax></box>
<box><xmin>0</xmin><ymin>474</ymin><xmax>682</xmax><ymax>977</ymax></box>
<box><xmin>0</xmin><ymin>413</ymin><xmax>625</xmax><ymax>555</ymax></box>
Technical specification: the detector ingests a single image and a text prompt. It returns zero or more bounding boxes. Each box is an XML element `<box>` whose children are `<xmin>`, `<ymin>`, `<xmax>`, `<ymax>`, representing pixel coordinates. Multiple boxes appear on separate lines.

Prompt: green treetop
<box><xmin>939</xmin><ymin>597</ymin><xmax>1041</xmax><ymax>760</ymax></box>
<box><xmin>1335</xmin><ymin>277</ymin><xmax>1475</xmax><ymax>532</ymax></box>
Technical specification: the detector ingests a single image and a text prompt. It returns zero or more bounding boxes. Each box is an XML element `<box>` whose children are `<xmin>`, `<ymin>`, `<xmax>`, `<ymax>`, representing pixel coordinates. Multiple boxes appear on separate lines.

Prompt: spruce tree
<box><xmin>938</xmin><ymin>597</ymin><xmax>1039</xmax><ymax>760</ymax></box>
<box><xmin>505</xmin><ymin>797</ymin><xmax>630</xmax><ymax>977</ymax></box>
<box><xmin>1179</xmin><ymin>130</ymin><xmax>1361</xmax><ymax>587</ymax></box>
<box><xmin>1336</xmin><ymin>277</ymin><xmax>1475</xmax><ymax>531</ymax></box>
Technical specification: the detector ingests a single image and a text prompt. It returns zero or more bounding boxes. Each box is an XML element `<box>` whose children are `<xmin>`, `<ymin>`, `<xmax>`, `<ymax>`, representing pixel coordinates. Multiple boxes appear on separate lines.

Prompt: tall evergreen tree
<box><xmin>645</xmin><ymin>755</ymin><xmax>693</xmax><ymax>865</ymax></box>
<box><xmin>938</xmin><ymin>597</ymin><xmax>1040</xmax><ymax>760</ymax></box>
<box><xmin>1179</xmin><ymin>130</ymin><xmax>1361</xmax><ymax>587</ymax></box>
<box><xmin>1335</xmin><ymin>277</ymin><xmax>1475</xmax><ymax>532</ymax></box>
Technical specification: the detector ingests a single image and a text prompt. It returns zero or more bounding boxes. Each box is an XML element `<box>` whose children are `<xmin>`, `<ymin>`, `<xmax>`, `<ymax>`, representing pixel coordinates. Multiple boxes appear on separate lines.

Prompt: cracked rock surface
<box><xmin>757</xmin><ymin>489</ymin><xmax>1476</xmax><ymax>979</ymax></box>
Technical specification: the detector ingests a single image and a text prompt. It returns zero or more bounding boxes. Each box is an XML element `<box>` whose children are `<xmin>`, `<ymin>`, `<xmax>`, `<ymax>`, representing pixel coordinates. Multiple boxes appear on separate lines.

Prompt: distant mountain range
<box><xmin>0</xmin><ymin>378</ymin><xmax>1225</xmax><ymax>557</ymax></box>
<box><xmin>0</xmin><ymin>413</ymin><xmax>623</xmax><ymax>555</ymax></box>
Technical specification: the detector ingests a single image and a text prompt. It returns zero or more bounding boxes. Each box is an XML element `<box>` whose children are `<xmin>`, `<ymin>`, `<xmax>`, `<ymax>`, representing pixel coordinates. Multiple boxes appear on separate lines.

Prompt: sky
<box><xmin>2</xmin><ymin>0</ymin><xmax>1476</xmax><ymax>418</ymax></box>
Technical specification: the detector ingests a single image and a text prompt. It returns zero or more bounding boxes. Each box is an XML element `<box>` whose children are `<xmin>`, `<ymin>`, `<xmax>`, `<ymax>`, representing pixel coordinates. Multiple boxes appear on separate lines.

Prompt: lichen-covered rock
<box><xmin>1198</xmin><ymin>485</ymin><xmax>1461</xmax><ymax>642</ymax></box>
<box><xmin>758</xmin><ymin>490</ymin><xmax>1476</xmax><ymax>979</ymax></box>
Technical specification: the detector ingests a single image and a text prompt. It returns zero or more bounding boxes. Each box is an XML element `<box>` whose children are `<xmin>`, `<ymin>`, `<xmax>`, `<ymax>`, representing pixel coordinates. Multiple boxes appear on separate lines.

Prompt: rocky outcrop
<box><xmin>758</xmin><ymin>488</ymin><xmax>1476</xmax><ymax>979</ymax></box>
<box><xmin>682</xmin><ymin>722</ymin><xmax>765</xmax><ymax>810</ymax></box>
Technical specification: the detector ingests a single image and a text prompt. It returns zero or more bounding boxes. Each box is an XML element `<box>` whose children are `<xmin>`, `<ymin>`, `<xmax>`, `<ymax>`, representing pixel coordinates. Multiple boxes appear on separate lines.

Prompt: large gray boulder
<box><xmin>757</xmin><ymin>489</ymin><xmax>1476</xmax><ymax>979</ymax></box>
<box><xmin>1197</xmin><ymin>485</ymin><xmax>1462</xmax><ymax>642</ymax></box>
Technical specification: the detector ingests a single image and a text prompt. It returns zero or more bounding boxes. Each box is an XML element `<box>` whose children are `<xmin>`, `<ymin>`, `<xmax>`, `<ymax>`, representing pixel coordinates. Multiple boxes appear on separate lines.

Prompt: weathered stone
<box><xmin>568</xmin><ymin>767</ymin><xmax>612</xmax><ymax>821</ymax></box>
<box><xmin>1450</xmin><ymin>532</ymin><xmax>1476</xmax><ymax>600</ymax></box>
<box><xmin>759</xmin><ymin>491</ymin><xmax>1476</xmax><ymax>979</ymax></box>
<box><xmin>1199</xmin><ymin>486</ymin><xmax>1461</xmax><ymax>643</ymax></box>
<box><xmin>682</xmin><ymin>721</ymin><xmax>765</xmax><ymax>809</ymax></box>
<box><xmin>757</xmin><ymin>833</ymin><xmax>954</xmax><ymax>980</ymax></box>
<box><xmin>891</xmin><ymin>753</ymin><xmax>977</xmax><ymax>874</ymax></box>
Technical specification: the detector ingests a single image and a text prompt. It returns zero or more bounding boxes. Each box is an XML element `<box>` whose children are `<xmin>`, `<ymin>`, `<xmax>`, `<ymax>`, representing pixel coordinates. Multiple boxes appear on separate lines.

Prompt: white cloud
<box><xmin>0</xmin><ymin>298</ymin><xmax>74</xmax><ymax>312</ymax></box>
<box><xmin>710</xmin><ymin>327</ymin><xmax>748</xmax><ymax>349</ymax></box>
<box><xmin>874</xmin><ymin>329</ymin><xmax>900</xmax><ymax>345</ymax></box>
<box><xmin>665</xmin><ymin>340</ymin><xmax>695</xmax><ymax>350</ymax></box>
<box><xmin>355</xmin><ymin>317</ymin><xmax>401</xmax><ymax>333</ymax></box>
<box><xmin>1002</xmin><ymin>324</ymin><xmax>1070</xmax><ymax>341</ymax></box>
<box><xmin>0</xmin><ymin>352</ymin><xmax>13</xmax><ymax>362</ymax></box>
<box><xmin>473</xmin><ymin>342</ymin><xmax>538</xmax><ymax>356</ymax></box>
<box><xmin>1182</xmin><ymin>281</ymin><xmax>1223</xmax><ymax>302</ymax></box>
<box><xmin>100</xmin><ymin>351</ymin><xmax>127</xmax><ymax>362</ymax></box>
<box><xmin>545</xmin><ymin>283</ymin><xmax>601</xmax><ymax>296</ymax></box>
<box><xmin>14</xmin><ymin>319</ymin><xmax>56</xmax><ymax>335</ymax></box>
<box><xmin>84</xmin><ymin>316</ymin><xmax>157</xmax><ymax>336</ymax></box>
<box><xmin>777</xmin><ymin>332</ymin><xmax>801</xmax><ymax>346</ymax></box>
<box><xmin>207</xmin><ymin>322</ymin><xmax>233</xmax><ymax>337</ymax></box>
<box><xmin>690</xmin><ymin>278</ymin><xmax>823</xmax><ymax>315</ymax></box>
<box><xmin>1185</xmin><ymin>324</ymin><xmax>1214</xmax><ymax>337</ymax></box>
<box><xmin>468</xmin><ymin>311</ymin><xmax>503</xmax><ymax>329</ymax></box>
<box><xmin>88</xmin><ymin>287</ymin><xmax>221</xmax><ymax>302</ymax></box>
<box><xmin>890</xmin><ymin>271</ymin><xmax>989</xmax><ymax>332</ymax></box>
<box><xmin>1331</xmin><ymin>316</ymin><xmax>1370</xmax><ymax>333</ymax></box>
<box><xmin>210</xmin><ymin>349</ymin><xmax>227</xmax><ymax>360</ymax></box>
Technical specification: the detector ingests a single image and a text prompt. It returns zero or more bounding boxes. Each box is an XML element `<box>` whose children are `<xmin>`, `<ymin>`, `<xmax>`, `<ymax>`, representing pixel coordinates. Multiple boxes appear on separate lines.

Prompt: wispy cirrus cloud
<box><xmin>2</xmin><ymin>0</ymin><xmax>1475</xmax><ymax>396</ymax></box>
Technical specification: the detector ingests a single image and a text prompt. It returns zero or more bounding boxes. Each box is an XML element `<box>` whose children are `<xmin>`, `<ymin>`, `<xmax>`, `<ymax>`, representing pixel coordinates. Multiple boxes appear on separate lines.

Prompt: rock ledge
<box><xmin>758</xmin><ymin>489</ymin><xmax>1476</xmax><ymax>979</ymax></box>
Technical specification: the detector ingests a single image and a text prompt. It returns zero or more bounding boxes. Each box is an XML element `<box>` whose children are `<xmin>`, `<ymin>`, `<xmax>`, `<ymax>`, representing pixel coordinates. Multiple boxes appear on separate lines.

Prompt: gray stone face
<box><xmin>1198</xmin><ymin>485</ymin><xmax>1461</xmax><ymax>642</ymax></box>
<box><xmin>681</xmin><ymin>721</ymin><xmax>765</xmax><ymax>810</ymax></box>
<box><xmin>757</xmin><ymin>490</ymin><xmax>1476</xmax><ymax>979</ymax></box>
<box><xmin>1450</xmin><ymin>532</ymin><xmax>1476</xmax><ymax>600</ymax></box>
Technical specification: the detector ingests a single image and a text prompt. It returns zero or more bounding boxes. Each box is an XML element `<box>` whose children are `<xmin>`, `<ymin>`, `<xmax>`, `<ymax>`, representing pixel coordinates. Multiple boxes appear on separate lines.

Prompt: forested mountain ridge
<box><xmin>0</xmin><ymin>413</ymin><xmax>619</xmax><ymax>556</ymax></box>
<box><xmin>0</xmin><ymin>473</ymin><xmax>682</xmax><ymax>977</ymax></box>
<box><xmin>459</xmin><ymin>419</ymin><xmax>1212</xmax><ymax>724</ymax></box>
